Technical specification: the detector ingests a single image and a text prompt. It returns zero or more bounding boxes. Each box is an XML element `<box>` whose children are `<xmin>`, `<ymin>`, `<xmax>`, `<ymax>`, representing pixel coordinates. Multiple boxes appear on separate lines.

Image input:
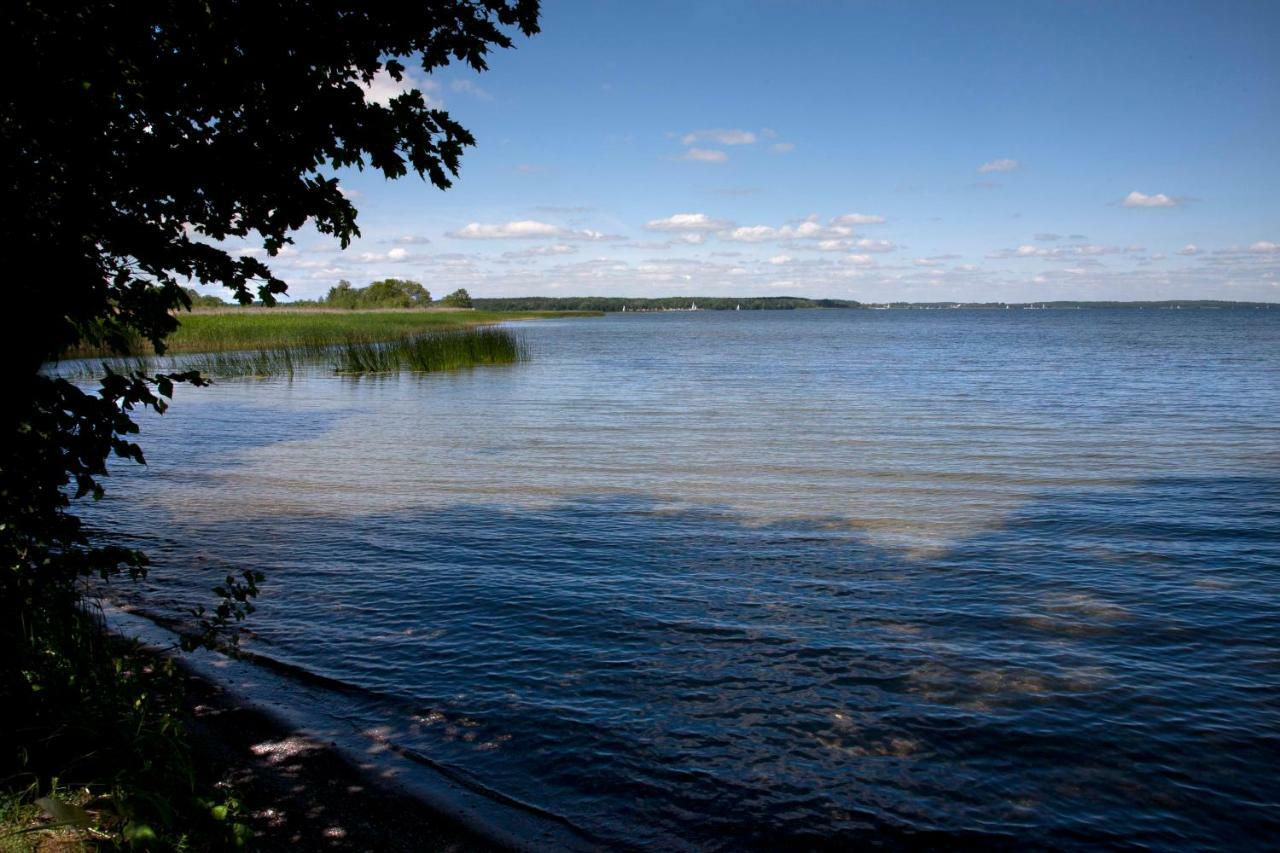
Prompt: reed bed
<box><xmin>335</xmin><ymin>327</ymin><xmax>529</xmax><ymax>374</ymax></box>
<box><xmin>54</xmin><ymin>327</ymin><xmax>528</xmax><ymax>380</ymax></box>
<box><xmin>63</xmin><ymin>307</ymin><xmax>591</xmax><ymax>358</ymax></box>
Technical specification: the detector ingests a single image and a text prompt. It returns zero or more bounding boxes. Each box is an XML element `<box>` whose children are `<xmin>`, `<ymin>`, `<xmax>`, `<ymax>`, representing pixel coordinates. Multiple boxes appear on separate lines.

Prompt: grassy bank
<box><xmin>1</xmin><ymin>620</ymin><xmax>253</xmax><ymax>850</ymax></box>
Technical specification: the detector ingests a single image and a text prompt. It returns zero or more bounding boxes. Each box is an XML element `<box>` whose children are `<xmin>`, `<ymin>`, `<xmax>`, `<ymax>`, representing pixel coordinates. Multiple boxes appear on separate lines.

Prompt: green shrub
<box><xmin>439</xmin><ymin>288</ymin><xmax>473</xmax><ymax>308</ymax></box>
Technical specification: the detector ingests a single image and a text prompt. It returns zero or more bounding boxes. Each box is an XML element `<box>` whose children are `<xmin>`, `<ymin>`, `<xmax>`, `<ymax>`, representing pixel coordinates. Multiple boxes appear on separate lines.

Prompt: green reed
<box><xmin>334</xmin><ymin>327</ymin><xmax>528</xmax><ymax>374</ymax></box>
<box><xmin>61</xmin><ymin>307</ymin><xmax>587</xmax><ymax>358</ymax></box>
<box><xmin>52</xmin><ymin>327</ymin><xmax>527</xmax><ymax>380</ymax></box>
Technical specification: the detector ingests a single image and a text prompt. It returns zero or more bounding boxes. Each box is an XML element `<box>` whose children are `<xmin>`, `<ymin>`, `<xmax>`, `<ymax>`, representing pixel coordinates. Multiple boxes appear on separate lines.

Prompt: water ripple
<box><xmin>87</xmin><ymin>310</ymin><xmax>1280</xmax><ymax>849</ymax></box>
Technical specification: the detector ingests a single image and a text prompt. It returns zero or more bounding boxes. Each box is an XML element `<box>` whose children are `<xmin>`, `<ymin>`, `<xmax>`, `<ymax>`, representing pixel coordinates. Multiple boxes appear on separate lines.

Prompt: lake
<box><xmin>87</xmin><ymin>308</ymin><xmax>1280</xmax><ymax>849</ymax></box>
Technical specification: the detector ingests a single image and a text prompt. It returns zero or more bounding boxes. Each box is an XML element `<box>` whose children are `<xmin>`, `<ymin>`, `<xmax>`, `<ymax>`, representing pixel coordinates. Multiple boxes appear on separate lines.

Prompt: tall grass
<box><xmin>335</xmin><ymin>327</ymin><xmax>528</xmax><ymax>374</ymax></box>
<box><xmin>51</xmin><ymin>327</ymin><xmax>528</xmax><ymax>380</ymax></box>
<box><xmin>62</xmin><ymin>307</ymin><xmax>593</xmax><ymax>358</ymax></box>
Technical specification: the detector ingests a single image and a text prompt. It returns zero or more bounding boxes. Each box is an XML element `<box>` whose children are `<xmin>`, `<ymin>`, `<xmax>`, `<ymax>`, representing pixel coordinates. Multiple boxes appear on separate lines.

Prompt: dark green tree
<box><xmin>1</xmin><ymin>1</ymin><xmax>539</xmax><ymax>837</ymax></box>
<box><xmin>325</xmin><ymin>278</ymin><xmax>432</xmax><ymax>308</ymax></box>
<box><xmin>183</xmin><ymin>287</ymin><xmax>226</xmax><ymax>308</ymax></box>
<box><xmin>440</xmin><ymin>287</ymin><xmax>475</xmax><ymax>308</ymax></box>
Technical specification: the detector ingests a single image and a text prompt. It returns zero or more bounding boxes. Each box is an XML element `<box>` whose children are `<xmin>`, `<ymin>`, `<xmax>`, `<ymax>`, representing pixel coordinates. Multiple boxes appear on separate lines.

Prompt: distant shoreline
<box><xmin>470</xmin><ymin>297</ymin><xmax>1277</xmax><ymax>313</ymax></box>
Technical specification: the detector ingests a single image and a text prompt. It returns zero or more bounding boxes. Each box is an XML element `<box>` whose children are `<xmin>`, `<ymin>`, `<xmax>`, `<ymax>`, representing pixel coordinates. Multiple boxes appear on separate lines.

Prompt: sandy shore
<box><xmin>181</xmin><ymin>668</ymin><xmax>498</xmax><ymax>852</ymax></box>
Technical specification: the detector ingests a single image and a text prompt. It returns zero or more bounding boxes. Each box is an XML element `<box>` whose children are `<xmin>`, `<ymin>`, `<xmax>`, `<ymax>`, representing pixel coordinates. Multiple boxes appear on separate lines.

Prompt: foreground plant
<box><xmin>2</xmin><ymin>2</ymin><xmax>540</xmax><ymax>846</ymax></box>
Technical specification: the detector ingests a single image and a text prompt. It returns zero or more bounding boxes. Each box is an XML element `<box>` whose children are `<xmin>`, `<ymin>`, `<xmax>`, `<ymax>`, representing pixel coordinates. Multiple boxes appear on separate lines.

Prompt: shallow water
<box><xmin>87</xmin><ymin>309</ymin><xmax>1280</xmax><ymax>848</ymax></box>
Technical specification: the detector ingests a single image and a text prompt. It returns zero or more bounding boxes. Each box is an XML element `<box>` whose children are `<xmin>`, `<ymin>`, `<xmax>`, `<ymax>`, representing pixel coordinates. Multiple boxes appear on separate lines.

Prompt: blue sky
<box><xmin>227</xmin><ymin>0</ymin><xmax>1280</xmax><ymax>303</ymax></box>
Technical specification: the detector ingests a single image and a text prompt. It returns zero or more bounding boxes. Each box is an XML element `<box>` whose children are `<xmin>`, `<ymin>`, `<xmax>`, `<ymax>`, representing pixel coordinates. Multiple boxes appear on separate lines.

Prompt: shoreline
<box><xmin>106</xmin><ymin>606</ymin><xmax>596</xmax><ymax>852</ymax></box>
<box><xmin>181</xmin><ymin>665</ymin><xmax>496</xmax><ymax>852</ymax></box>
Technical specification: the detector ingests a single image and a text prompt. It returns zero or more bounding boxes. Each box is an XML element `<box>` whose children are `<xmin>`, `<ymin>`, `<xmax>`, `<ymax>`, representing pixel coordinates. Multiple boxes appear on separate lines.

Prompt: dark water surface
<box><xmin>89</xmin><ymin>309</ymin><xmax>1280</xmax><ymax>848</ymax></box>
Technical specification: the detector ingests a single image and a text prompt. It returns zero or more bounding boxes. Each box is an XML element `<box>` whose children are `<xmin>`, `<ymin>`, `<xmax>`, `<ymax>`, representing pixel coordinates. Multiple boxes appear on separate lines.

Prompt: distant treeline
<box><xmin>473</xmin><ymin>296</ymin><xmax>1277</xmax><ymax>312</ymax></box>
<box><xmin>185</xmin><ymin>280</ymin><xmax>474</xmax><ymax>309</ymax></box>
<box><xmin>305</xmin><ymin>279</ymin><xmax>473</xmax><ymax>309</ymax></box>
<box><xmin>475</xmin><ymin>296</ymin><xmax>1274</xmax><ymax>312</ymax></box>
<box><xmin>865</xmin><ymin>300</ymin><xmax>1275</xmax><ymax>309</ymax></box>
<box><xmin>188</xmin><ymin>287</ymin><xmax>1274</xmax><ymax>312</ymax></box>
<box><xmin>471</xmin><ymin>296</ymin><xmax>862</xmax><ymax>311</ymax></box>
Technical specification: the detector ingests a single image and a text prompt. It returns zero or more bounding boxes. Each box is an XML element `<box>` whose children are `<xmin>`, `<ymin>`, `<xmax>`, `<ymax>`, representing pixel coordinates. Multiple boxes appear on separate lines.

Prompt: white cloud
<box><xmin>1177</xmin><ymin>244</ymin><xmax>1200</xmax><ymax>256</ymax></box>
<box><xmin>1250</xmin><ymin>240</ymin><xmax>1279</xmax><ymax>253</ymax></box>
<box><xmin>447</xmin><ymin>221</ymin><xmax>621</xmax><ymax>241</ymax></box>
<box><xmin>843</xmin><ymin>254</ymin><xmax>875</xmax><ymax>266</ymax></box>
<box><xmin>978</xmin><ymin>158</ymin><xmax>1020</xmax><ymax>173</ymax></box>
<box><xmin>502</xmin><ymin>244</ymin><xmax>577</xmax><ymax>259</ymax></box>
<box><xmin>360</xmin><ymin>68</ymin><xmax>439</xmax><ymax>107</ymax></box>
<box><xmin>724</xmin><ymin>225</ymin><xmax>782</xmax><ymax>243</ymax></box>
<box><xmin>817</xmin><ymin>239</ymin><xmax>852</xmax><ymax>251</ymax></box>
<box><xmin>769</xmin><ymin>255</ymin><xmax>792</xmax><ymax>265</ymax></box>
<box><xmin>390</xmin><ymin>234</ymin><xmax>432</xmax><ymax>245</ymax></box>
<box><xmin>681</xmin><ymin>147</ymin><xmax>728</xmax><ymax>163</ymax></box>
<box><xmin>770</xmin><ymin>142</ymin><xmax>795</xmax><ymax>154</ymax></box>
<box><xmin>681</xmin><ymin>129</ymin><xmax>757</xmax><ymax>146</ymax></box>
<box><xmin>989</xmin><ymin>242</ymin><xmax>1139</xmax><ymax>261</ymax></box>
<box><xmin>1122</xmin><ymin>191</ymin><xmax>1179</xmax><ymax>208</ymax></box>
<box><xmin>644</xmin><ymin>213</ymin><xmax>732</xmax><ymax>232</ymax></box>
<box><xmin>448</xmin><ymin>220</ymin><xmax>561</xmax><ymax>239</ymax></box>
<box><xmin>854</xmin><ymin>239</ymin><xmax>896</xmax><ymax>253</ymax></box>
<box><xmin>990</xmin><ymin>244</ymin><xmax>1064</xmax><ymax>259</ymax></box>
<box><xmin>449</xmin><ymin>79</ymin><xmax>491</xmax><ymax>100</ymax></box>
<box><xmin>353</xmin><ymin>248</ymin><xmax>418</xmax><ymax>263</ymax></box>
<box><xmin>722</xmin><ymin>218</ymin><xmax>856</xmax><ymax>244</ymax></box>
<box><xmin>833</xmin><ymin>213</ymin><xmax>886</xmax><ymax>225</ymax></box>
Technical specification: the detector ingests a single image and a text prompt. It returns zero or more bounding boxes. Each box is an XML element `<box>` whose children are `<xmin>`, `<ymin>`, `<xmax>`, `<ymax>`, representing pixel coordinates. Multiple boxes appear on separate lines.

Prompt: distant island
<box><xmin>472</xmin><ymin>296</ymin><xmax>1275</xmax><ymax>312</ymax></box>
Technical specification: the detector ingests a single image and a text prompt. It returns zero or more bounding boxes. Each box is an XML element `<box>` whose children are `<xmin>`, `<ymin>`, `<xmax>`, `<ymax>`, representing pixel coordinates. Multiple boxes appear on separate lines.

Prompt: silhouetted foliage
<box><xmin>440</xmin><ymin>288</ymin><xmax>475</xmax><ymax>308</ymax></box>
<box><xmin>324</xmin><ymin>278</ymin><xmax>433</xmax><ymax>308</ymax></box>
<box><xmin>1</xmin><ymin>1</ymin><xmax>539</xmax><ymax>843</ymax></box>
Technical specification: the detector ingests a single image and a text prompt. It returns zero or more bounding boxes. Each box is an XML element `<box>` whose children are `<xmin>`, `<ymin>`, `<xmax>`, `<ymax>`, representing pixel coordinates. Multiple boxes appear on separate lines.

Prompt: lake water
<box><xmin>87</xmin><ymin>309</ymin><xmax>1280</xmax><ymax>849</ymax></box>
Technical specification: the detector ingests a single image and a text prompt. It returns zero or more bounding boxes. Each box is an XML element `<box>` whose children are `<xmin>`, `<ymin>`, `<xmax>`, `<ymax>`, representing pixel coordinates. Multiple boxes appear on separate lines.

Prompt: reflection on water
<box><xmin>86</xmin><ymin>310</ymin><xmax>1280</xmax><ymax>848</ymax></box>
